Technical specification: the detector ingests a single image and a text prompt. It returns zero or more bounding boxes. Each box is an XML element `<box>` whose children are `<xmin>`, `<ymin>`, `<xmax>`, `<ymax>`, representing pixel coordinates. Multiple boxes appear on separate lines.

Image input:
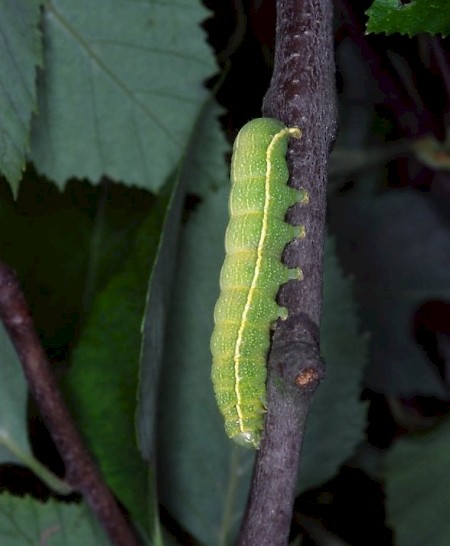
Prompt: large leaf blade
<box><xmin>0</xmin><ymin>0</ymin><xmax>42</xmax><ymax>196</ymax></box>
<box><xmin>0</xmin><ymin>323</ymin><xmax>30</xmax><ymax>464</ymax></box>
<box><xmin>63</xmin><ymin>198</ymin><xmax>171</xmax><ymax>538</ymax></box>
<box><xmin>330</xmin><ymin>190</ymin><xmax>450</xmax><ymax>398</ymax></box>
<box><xmin>158</xmin><ymin>186</ymin><xmax>254</xmax><ymax>546</ymax></box>
<box><xmin>0</xmin><ymin>321</ymin><xmax>70</xmax><ymax>494</ymax></box>
<box><xmin>0</xmin><ymin>494</ymin><xmax>111</xmax><ymax>546</ymax></box>
<box><xmin>30</xmin><ymin>0</ymin><xmax>216</xmax><ymax>190</ymax></box>
<box><xmin>298</xmin><ymin>237</ymin><xmax>368</xmax><ymax>493</ymax></box>
<box><xmin>137</xmin><ymin>100</ymin><xmax>228</xmax><ymax>460</ymax></box>
<box><xmin>385</xmin><ymin>417</ymin><xmax>450</xmax><ymax>546</ymax></box>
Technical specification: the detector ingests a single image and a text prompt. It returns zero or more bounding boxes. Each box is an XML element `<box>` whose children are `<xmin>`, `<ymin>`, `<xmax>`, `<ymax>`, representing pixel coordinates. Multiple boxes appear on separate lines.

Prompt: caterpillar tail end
<box><xmin>232</xmin><ymin>430</ymin><xmax>261</xmax><ymax>449</ymax></box>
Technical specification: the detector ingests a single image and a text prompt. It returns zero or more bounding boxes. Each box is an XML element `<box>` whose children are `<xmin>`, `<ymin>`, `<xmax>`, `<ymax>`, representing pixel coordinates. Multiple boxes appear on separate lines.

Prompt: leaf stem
<box><xmin>0</xmin><ymin>261</ymin><xmax>143</xmax><ymax>546</ymax></box>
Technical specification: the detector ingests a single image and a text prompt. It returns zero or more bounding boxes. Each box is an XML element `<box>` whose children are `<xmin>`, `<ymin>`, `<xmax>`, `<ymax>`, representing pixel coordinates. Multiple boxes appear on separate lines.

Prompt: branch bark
<box><xmin>237</xmin><ymin>0</ymin><xmax>337</xmax><ymax>544</ymax></box>
<box><xmin>0</xmin><ymin>262</ymin><xmax>143</xmax><ymax>546</ymax></box>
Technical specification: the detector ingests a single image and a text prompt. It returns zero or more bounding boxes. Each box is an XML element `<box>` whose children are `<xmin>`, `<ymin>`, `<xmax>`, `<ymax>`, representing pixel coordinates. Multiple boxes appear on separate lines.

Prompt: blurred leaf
<box><xmin>63</xmin><ymin>190</ymin><xmax>172</xmax><ymax>538</ymax></box>
<box><xmin>159</xmin><ymin>184</ymin><xmax>367</xmax><ymax>543</ymax></box>
<box><xmin>0</xmin><ymin>0</ymin><xmax>42</xmax><ymax>196</ymax></box>
<box><xmin>30</xmin><ymin>0</ymin><xmax>216</xmax><ymax>190</ymax></box>
<box><xmin>413</xmin><ymin>135</ymin><xmax>450</xmax><ymax>171</ymax></box>
<box><xmin>0</xmin><ymin>323</ymin><xmax>30</xmax><ymax>465</ymax></box>
<box><xmin>186</xmin><ymin>101</ymin><xmax>229</xmax><ymax>196</ymax></box>
<box><xmin>136</xmin><ymin>180</ymin><xmax>182</xmax><ymax>461</ymax></box>
<box><xmin>158</xmin><ymin>187</ymin><xmax>254</xmax><ymax>546</ymax></box>
<box><xmin>0</xmin><ymin>177</ymin><xmax>151</xmax><ymax>360</ymax></box>
<box><xmin>161</xmin><ymin>529</ymin><xmax>184</xmax><ymax>546</ymax></box>
<box><xmin>0</xmin><ymin>321</ymin><xmax>70</xmax><ymax>494</ymax></box>
<box><xmin>328</xmin><ymin>142</ymin><xmax>409</xmax><ymax>181</ymax></box>
<box><xmin>366</xmin><ymin>0</ymin><xmax>450</xmax><ymax>37</ymax></box>
<box><xmin>0</xmin><ymin>494</ymin><xmax>110</xmax><ymax>545</ymax></box>
<box><xmin>65</xmin><ymin>266</ymin><xmax>152</xmax><ymax>531</ymax></box>
<box><xmin>75</xmin><ymin>180</ymin><xmax>154</xmax><ymax>313</ymax></box>
<box><xmin>66</xmin><ymin>101</ymin><xmax>225</xmax><ymax>537</ymax></box>
<box><xmin>298</xmin><ymin>237</ymin><xmax>368</xmax><ymax>493</ymax></box>
<box><xmin>385</xmin><ymin>417</ymin><xmax>450</xmax><ymax>545</ymax></box>
<box><xmin>149</xmin><ymin>107</ymin><xmax>249</xmax><ymax>546</ymax></box>
<box><xmin>137</xmin><ymin>100</ymin><xmax>227</xmax><ymax>461</ymax></box>
<box><xmin>330</xmin><ymin>189</ymin><xmax>450</xmax><ymax>398</ymax></box>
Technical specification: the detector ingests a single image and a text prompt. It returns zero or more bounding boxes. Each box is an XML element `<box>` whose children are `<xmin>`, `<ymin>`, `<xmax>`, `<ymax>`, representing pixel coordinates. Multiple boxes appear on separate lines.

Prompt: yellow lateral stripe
<box><xmin>232</xmin><ymin>126</ymin><xmax>297</xmax><ymax>433</ymax></box>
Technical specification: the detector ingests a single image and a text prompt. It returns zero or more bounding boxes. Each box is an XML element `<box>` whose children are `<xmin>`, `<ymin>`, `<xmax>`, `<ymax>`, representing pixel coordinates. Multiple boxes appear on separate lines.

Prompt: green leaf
<box><xmin>0</xmin><ymin>0</ymin><xmax>42</xmax><ymax>196</ymax></box>
<box><xmin>63</xmin><ymin>185</ymin><xmax>174</xmax><ymax>538</ymax></box>
<box><xmin>330</xmin><ymin>189</ymin><xmax>450</xmax><ymax>398</ymax></box>
<box><xmin>0</xmin><ymin>494</ymin><xmax>111</xmax><ymax>545</ymax></box>
<box><xmin>155</xmin><ymin>106</ymin><xmax>245</xmax><ymax>545</ymax></box>
<box><xmin>65</xmin><ymin>268</ymin><xmax>152</xmax><ymax>530</ymax></box>
<box><xmin>0</xmin><ymin>322</ymin><xmax>70</xmax><ymax>495</ymax></box>
<box><xmin>0</xmin><ymin>323</ymin><xmax>30</xmax><ymax>465</ymax></box>
<box><xmin>30</xmin><ymin>0</ymin><xmax>216</xmax><ymax>190</ymax></box>
<box><xmin>385</xmin><ymin>417</ymin><xmax>450</xmax><ymax>545</ymax></box>
<box><xmin>137</xmin><ymin>100</ymin><xmax>228</xmax><ymax>461</ymax></box>
<box><xmin>366</xmin><ymin>0</ymin><xmax>450</xmax><ymax>37</ymax></box>
<box><xmin>186</xmin><ymin>101</ymin><xmax>229</xmax><ymax>196</ymax></box>
<box><xmin>298</xmin><ymin>237</ymin><xmax>368</xmax><ymax>493</ymax></box>
<box><xmin>0</xmin><ymin>177</ymin><xmax>151</xmax><ymax>360</ymax></box>
<box><xmin>158</xmin><ymin>186</ymin><xmax>254</xmax><ymax>546</ymax></box>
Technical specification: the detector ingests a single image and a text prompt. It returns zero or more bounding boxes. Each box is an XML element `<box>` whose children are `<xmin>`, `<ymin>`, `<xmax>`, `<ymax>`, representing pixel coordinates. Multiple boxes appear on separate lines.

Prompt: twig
<box><xmin>0</xmin><ymin>261</ymin><xmax>143</xmax><ymax>546</ymax></box>
<box><xmin>429</xmin><ymin>37</ymin><xmax>450</xmax><ymax>103</ymax></box>
<box><xmin>236</xmin><ymin>0</ymin><xmax>336</xmax><ymax>544</ymax></box>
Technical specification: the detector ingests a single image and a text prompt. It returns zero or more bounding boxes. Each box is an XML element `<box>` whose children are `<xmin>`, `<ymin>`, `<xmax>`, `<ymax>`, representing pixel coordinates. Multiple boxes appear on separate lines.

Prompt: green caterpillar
<box><xmin>210</xmin><ymin>117</ymin><xmax>305</xmax><ymax>449</ymax></box>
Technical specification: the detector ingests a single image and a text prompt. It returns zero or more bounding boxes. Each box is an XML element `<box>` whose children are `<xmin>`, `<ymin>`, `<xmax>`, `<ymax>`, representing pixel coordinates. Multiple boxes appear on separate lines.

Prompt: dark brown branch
<box><xmin>430</xmin><ymin>36</ymin><xmax>450</xmax><ymax>101</ymax></box>
<box><xmin>237</xmin><ymin>316</ymin><xmax>325</xmax><ymax>546</ymax></box>
<box><xmin>0</xmin><ymin>262</ymin><xmax>143</xmax><ymax>546</ymax></box>
<box><xmin>237</xmin><ymin>0</ymin><xmax>336</xmax><ymax>544</ymax></box>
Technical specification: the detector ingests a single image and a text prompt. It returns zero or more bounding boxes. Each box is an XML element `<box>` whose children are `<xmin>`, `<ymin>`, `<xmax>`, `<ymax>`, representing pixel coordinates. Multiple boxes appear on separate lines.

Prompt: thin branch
<box><xmin>0</xmin><ymin>261</ymin><xmax>143</xmax><ymax>546</ymax></box>
<box><xmin>237</xmin><ymin>0</ymin><xmax>336</xmax><ymax>544</ymax></box>
<box><xmin>429</xmin><ymin>37</ymin><xmax>450</xmax><ymax>103</ymax></box>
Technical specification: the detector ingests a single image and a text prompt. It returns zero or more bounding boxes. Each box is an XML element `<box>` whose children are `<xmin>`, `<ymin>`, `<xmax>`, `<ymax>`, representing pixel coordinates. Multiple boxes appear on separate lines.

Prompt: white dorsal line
<box><xmin>232</xmin><ymin>126</ymin><xmax>298</xmax><ymax>433</ymax></box>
